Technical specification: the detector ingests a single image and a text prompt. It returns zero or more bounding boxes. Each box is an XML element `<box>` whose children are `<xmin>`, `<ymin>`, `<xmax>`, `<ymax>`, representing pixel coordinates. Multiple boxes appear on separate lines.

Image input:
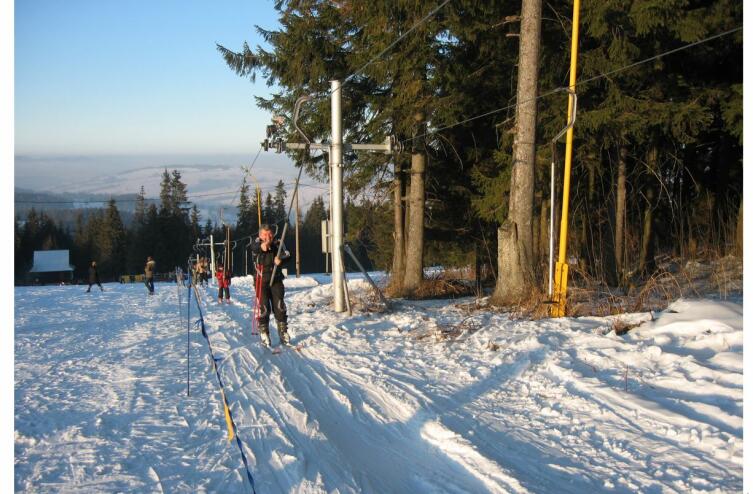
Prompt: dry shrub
<box><xmin>708</xmin><ymin>255</ymin><xmax>743</xmax><ymax>298</ymax></box>
<box><xmin>383</xmin><ymin>275</ymin><xmax>403</xmax><ymax>298</ymax></box>
<box><xmin>611</xmin><ymin>317</ymin><xmax>643</xmax><ymax>336</ymax></box>
<box><xmin>350</xmin><ymin>288</ymin><xmax>389</xmax><ymax>313</ymax></box>
<box><xmin>431</xmin><ymin>315</ymin><xmax>484</xmax><ymax>341</ymax></box>
<box><xmin>492</xmin><ymin>284</ymin><xmax>553</xmax><ymax>320</ymax></box>
<box><xmin>672</xmin><ymin>254</ymin><xmax>742</xmax><ymax>299</ymax></box>
<box><xmin>563</xmin><ymin>264</ymin><xmax>622</xmax><ymax>317</ymax></box>
<box><xmin>629</xmin><ymin>269</ymin><xmax>683</xmax><ymax>312</ymax></box>
<box><xmin>412</xmin><ymin>278</ymin><xmax>475</xmax><ymax>299</ymax></box>
<box><xmin>454</xmin><ymin>297</ymin><xmax>492</xmax><ymax>314</ymax></box>
<box><xmin>437</xmin><ymin>266</ymin><xmax>475</xmax><ymax>280</ymax></box>
<box><xmin>386</xmin><ymin>253</ymin><xmax>742</xmax><ymax>321</ymax></box>
<box><xmin>568</xmin><ymin>289</ymin><xmax>627</xmax><ymax>317</ymax></box>
<box><xmin>384</xmin><ymin>268</ymin><xmax>480</xmax><ymax>300</ymax></box>
<box><xmin>567</xmin><ymin>255</ymin><xmax>742</xmax><ymax>318</ymax></box>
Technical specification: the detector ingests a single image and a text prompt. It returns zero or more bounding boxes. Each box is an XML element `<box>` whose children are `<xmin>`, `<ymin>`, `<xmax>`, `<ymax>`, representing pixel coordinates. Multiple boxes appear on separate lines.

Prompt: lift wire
<box><xmin>400</xmin><ymin>25</ymin><xmax>742</xmax><ymax>145</ymax></box>
<box><xmin>228</xmin><ymin>147</ymin><xmax>263</xmax><ymax>210</ymax></box>
<box><xmin>338</xmin><ymin>0</ymin><xmax>452</xmax><ymax>92</ymax></box>
<box><xmin>251</xmin><ymin>0</ymin><xmax>451</xmax><ymax>160</ymax></box>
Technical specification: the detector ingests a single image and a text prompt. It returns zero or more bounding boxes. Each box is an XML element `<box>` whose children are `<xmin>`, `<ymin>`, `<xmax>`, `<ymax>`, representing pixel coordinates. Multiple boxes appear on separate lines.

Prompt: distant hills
<box><xmin>14</xmin><ymin>161</ymin><xmax>327</xmax><ymax>227</ymax></box>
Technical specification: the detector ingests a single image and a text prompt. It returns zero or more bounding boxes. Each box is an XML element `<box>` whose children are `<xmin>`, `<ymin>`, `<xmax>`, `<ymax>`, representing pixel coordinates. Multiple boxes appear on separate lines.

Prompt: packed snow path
<box><xmin>15</xmin><ymin>275</ymin><xmax>742</xmax><ymax>493</ymax></box>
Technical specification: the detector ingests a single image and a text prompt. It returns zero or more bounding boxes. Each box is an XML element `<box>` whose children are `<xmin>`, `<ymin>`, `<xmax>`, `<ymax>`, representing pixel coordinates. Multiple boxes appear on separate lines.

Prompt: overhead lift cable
<box><xmin>399</xmin><ymin>26</ymin><xmax>742</xmax><ymax>146</ymax></box>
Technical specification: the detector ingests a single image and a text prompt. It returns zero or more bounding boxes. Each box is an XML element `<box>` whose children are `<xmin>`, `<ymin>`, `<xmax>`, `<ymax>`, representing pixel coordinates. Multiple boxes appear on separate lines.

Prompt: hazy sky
<box><xmin>15</xmin><ymin>0</ymin><xmax>282</xmax><ymax>157</ymax></box>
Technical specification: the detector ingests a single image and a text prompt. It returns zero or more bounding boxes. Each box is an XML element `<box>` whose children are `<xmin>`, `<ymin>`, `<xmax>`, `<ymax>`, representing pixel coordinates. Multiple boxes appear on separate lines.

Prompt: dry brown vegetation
<box><xmin>382</xmin><ymin>254</ymin><xmax>742</xmax><ymax>327</ymax></box>
<box><xmin>563</xmin><ymin>254</ymin><xmax>742</xmax><ymax>317</ymax></box>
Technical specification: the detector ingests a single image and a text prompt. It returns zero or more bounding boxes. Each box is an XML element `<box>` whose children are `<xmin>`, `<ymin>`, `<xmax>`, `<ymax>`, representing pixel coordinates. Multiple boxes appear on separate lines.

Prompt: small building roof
<box><xmin>29</xmin><ymin>250</ymin><xmax>74</xmax><ymax>273</ymax></box>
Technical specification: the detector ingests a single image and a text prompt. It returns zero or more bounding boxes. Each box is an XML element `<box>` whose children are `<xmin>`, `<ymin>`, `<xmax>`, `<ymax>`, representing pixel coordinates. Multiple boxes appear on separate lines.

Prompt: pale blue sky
<box><xmin>15</xmin><ymin>0</ymin><xmax>281</xmax><ymax>156</ymax></box>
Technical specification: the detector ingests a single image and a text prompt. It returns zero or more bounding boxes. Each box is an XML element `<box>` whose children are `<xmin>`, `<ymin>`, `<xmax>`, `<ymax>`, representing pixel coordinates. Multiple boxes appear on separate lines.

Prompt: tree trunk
<box><xmin>589</xmin><ymin>150</ymin><xmax>615</xmax><ymax>287</ymax></box>
<box><xmin>532</xmin><ymin>190</ymin><xmax>542</xmax><ymax>264</ymax></box>
<box><xmin>403</xmin><ymin>111</ymin><xmax>427</xmax><ymax>294</ymax></box>
<box><xmin>586</xmin><ymin>156</ymin><xmax>596</xmax><ymax>270</ymax></box>
<box><xmin>582</xmin><ymin>153</ymin><xmax>597</xmax><ymax>279</ymax></box>
<box><xmin>735</xmin><ymin>197</ymin><xmax>743</xmax><ymax>256</ymax></box>
<box><xmin>493</xmin><ymin>0</ymin><xmax>542</xmax><ymax>304</ymax></box>
<box><xmin>540</xmin><ymin>197</ymin><xmax>550</xmax><ymax>291</ymax></box>
<box><xmin>614</xmin><ymin>145</ymin><xmax>627</xmax><ymax>282</ymax></box>
<box><xmin>638</xmin><ymin>145</ymin><xmax>658</xmax><ymax>274</ymax></box>
<box><xmin>390</xmin><ymin>160</ymin><xmax>406</xmax><ymax>291</ymax></box>
<box><xmin>715</xmin><ymin>134</ymin><xmax>732</xmax><ymax>244</ymax></box>
<box><xmin>639</xmin><ymin>202</ymin><xmax>654</xmax><ymax>273</ymax></box>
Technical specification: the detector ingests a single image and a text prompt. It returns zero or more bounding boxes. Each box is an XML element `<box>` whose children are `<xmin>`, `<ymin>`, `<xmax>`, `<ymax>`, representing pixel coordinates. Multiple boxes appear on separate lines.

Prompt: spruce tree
<box><xmin>170</xmin><ymin>170</ymin><xmax>188</xmax><ymax>216</ymax></box>
<box><xmin>99</xmin><ymin>199</ymin><xmax>127</xmax><ymax>279</ymax></box>
<box><xmin>159</xmin><ymin>169</ymin><xmax>173</xmax><ymax>214</ymax></box>
<box><xmin>190</xmin><ymin>205</ymin><xmax>201</xmax><ymax>241</ymax></box>
<box><xmin>236</xmin><ymin>177</ymin><xmax>255</xmax><ymax>240</ymax></box>
<box><xmin>217</xmin><ymin>1</ymin><xmax>453</xmax><ymax>295</ymax></box>
<box><xmin>301</xmin><ymin>196</ymin><xmax>328</xmax><ymax>273</ymax></box>
<box><xmin>273</xmin><ymin>180</ymin><xmax>287</xmax><ymax>227</ymax></box>
<box><xmin>263</xmin><ymin>193</ymin><xmax>275</xmax><ymax>226</ymax></box>
<box><xmin>134</xmin><ymin>186</ymin><xmax>146</xmax><ymax>225</ymax></box>
<box><xmin>214</xmin><ymin>0</ymin><xmax>742</xmax><ymax>299</ymax></box>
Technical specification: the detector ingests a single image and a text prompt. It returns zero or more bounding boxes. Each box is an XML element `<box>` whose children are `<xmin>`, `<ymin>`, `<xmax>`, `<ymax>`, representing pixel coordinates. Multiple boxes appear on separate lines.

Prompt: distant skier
<box><xmin>192</xmin><ymin>258</ymin><xmax>201</xmax><ymax>286</ymax></box>
<box><xmin>251</xmin><ymin>224</ymin><xmax>291</xmax><ymax>347</ymax></box>
<box><xmin>85</xmin><ymin>261</ymin><xmax>103</xmax><ymax>292</ymax></box>
<box><xmin>200</xmin><ymin>257</ymin><xmax>209</xmax><ymax>287</ymax></box>
<box><xmin>144</xmin><ymin>256</ymin><xmax>155</xmax><ymax>295</ymax></box>
<box><xmin>216</xmin><ymin>264</ymin><xmax>231</xmax><ymax>303</ymax></box>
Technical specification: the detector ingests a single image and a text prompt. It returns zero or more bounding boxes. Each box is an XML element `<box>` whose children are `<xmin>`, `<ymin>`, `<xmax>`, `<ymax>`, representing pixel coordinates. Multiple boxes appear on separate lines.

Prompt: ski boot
<box><xmin>278</xmin><ymin>321</ymin><xmax>291</xmax><ymax>346</ymax></box>
<box><xmin>259</xmin><ymin>324</ymin><xmax>271</xmax><ymax>348</ymax></box>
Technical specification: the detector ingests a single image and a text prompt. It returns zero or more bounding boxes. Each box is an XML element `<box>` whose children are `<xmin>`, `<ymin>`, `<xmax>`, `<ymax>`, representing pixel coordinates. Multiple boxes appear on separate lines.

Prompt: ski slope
<box><xmin>15</xmin><ymin>275</ymin><xmax>743</xmax><ymax>493</ymax></box>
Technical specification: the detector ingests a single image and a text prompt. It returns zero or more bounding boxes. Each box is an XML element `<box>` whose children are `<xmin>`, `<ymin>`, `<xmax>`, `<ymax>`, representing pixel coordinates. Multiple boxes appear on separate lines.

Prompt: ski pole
<box><xmin>251</xmin><ymin>264</ymin><xmax>263</xmax><ymax>336</ymax></box>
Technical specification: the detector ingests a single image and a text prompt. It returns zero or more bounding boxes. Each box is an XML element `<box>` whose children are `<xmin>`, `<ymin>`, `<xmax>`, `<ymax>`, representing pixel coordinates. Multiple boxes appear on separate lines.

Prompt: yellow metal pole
<box><xmin>551</xmin><ymin>0</ymin><xmax>581</xmax><ymax>317</ymax></box>
<box><xmin>245</xmin><ymin>171</ymin><xmax>263</xmax><ymax>226</ymax></box>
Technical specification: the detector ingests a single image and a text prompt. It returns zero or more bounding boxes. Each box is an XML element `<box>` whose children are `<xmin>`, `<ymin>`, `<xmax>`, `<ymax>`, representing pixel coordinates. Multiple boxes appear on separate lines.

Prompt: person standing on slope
<box><xmin>86</xmin><ymin>261</ymin><xmax>103</xmax><ymax>292</ymax></box>
<box><xmin>144</xmin><ymin>256</ymin><xmax>155</xmax><ymax>295</ymax></box>
<box><xmin>251</xmin><ymin>224</ymin><xmax>291</xmax><ymax>347</ymax></box>
<box><xmin>216</xmin><ymin>264</ymin><xmax>231</xmax><ymax>303</ymax></box>
<box><xmin>203</xmin><ymin>257</ymin><xmax>211</xmax><ymax>286</ymax></box>
<box><xmin>196</xmin><ymin>257</ymin><xmax>207</xmax><ymax>287</ymax></box>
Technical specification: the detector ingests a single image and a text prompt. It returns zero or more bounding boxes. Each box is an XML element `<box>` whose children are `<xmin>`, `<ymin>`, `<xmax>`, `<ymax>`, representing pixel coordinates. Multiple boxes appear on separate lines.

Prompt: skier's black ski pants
<box><xmin>258</xmin><ymin>280</ymin><xmax>287</xmax><ymax>325</ymax></box>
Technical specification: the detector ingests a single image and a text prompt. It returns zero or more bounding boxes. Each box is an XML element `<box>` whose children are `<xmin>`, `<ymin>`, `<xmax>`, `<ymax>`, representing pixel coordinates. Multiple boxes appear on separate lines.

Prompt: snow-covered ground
<box><xmin>15</xmin><ymin>274</ymin><xmax>743</xmax><ymax>493</ymax></box>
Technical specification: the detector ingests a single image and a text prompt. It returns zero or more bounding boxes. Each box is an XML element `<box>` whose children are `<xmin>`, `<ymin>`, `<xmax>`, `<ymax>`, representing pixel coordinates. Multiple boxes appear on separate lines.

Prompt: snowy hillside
<box><xmin>15</xmin><ymin>276</ymin><xmax>743</xmax><ymax>493</ymax></box>
<box><xmin>16</xmin><ymin>154</ymin><xmax>326</xmax><ymax>216</ymax></box>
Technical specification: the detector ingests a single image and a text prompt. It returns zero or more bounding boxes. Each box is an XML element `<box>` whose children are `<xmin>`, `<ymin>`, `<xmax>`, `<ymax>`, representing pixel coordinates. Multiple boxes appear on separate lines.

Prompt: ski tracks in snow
<box><xmin>15</xmin><ymin>285</ymin><xmax>251</xmax><ymax>493</ymax></box>
<box><xmin>16</xmin><ymin>279</ymin><xmax>742</xmax><ymax>493</ymax></box>
<box><xmin>199</xmin><ymin>282</ymin><xmax>524</xmax><ymax>493</ymax></box>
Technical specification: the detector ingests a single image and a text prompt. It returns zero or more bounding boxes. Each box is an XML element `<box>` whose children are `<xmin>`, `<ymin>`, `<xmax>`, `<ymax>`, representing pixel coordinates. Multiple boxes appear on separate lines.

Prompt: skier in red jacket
<box><xmin>216</xmin><ymin>265</ymin><xmax>231</xmax><ymax>303</ymax></box>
